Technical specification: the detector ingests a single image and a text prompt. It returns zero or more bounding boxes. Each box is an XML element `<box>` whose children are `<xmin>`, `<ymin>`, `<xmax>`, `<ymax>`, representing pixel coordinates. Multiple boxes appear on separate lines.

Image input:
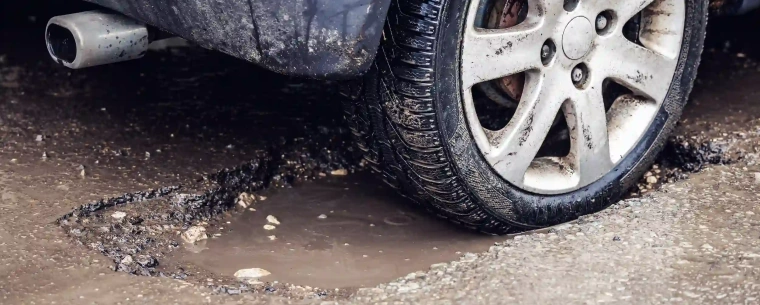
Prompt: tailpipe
<box><xmin>46</xmin><ymin>11</ymin><xmax>150</xmax><ymax>69</ymax></box>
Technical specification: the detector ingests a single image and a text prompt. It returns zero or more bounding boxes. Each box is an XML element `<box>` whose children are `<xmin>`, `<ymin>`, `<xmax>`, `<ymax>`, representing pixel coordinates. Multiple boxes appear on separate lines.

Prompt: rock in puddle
<box><xmin>330</xmin><ymin>168</ymin><xmax>348</xmax><ymax>176</ymax></box>
<box><xmin>234</xmin><ymin>268</ymin><xmax>271</xmax><ymax>280</ymax></box>
<box><xmin>181</xmin><ymin>226</ymin><xmax>208</xmax><ymax>244</ymax></box>
<box><xmin>266</xmin><ymin>215</ymin><xmax>280</xmax><ymax>225</ymax></box>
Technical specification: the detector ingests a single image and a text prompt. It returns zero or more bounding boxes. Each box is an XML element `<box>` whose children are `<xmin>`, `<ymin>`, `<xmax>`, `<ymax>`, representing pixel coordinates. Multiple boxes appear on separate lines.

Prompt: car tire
<box><xmin>344</xmin><ymin>0</ymin><xmax>708</xmax><ymax>234</ymax></box>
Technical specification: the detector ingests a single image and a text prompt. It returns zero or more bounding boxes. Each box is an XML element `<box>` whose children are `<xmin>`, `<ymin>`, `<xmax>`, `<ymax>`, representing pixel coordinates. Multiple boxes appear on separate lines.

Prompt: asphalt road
<box><xmin>2</xmin><ymin>4</ymin><xmax>760</xmax><ymax>305</ymax></box>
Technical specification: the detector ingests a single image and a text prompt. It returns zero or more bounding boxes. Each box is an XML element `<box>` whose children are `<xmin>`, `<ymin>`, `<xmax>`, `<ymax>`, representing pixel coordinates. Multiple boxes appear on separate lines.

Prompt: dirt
<box><xmin>0</xmin><ymin>4</ymin><xmax>362</xmax><ymax>302</ymax></box>
<box><xmin>3</xmin><ymin>3</ymin><xmax>760</xmax><ymax>305</ymax></box>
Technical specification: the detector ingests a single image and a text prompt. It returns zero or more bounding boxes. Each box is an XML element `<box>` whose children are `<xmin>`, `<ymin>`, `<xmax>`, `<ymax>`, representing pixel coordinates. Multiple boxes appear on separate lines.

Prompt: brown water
<box><xmin>170</xmin><ymin>173</ymin><xmax>500</xmax><ymax>289</ymax></box>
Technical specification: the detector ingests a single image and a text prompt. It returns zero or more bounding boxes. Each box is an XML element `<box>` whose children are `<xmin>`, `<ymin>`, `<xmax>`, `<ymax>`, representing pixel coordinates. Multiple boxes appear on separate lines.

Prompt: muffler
<box><xmin>46</xmin><ymin>11</ymin><xmax>150</xmax><ymax>69</ymax></box>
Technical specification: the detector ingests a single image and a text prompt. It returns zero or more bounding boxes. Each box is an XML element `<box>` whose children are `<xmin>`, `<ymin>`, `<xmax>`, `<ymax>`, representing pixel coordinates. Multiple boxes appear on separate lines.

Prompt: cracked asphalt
<box><xmin>2</xmin><ymin>3</ymin><xmax>760</xmax><ymax>305</ymax></box>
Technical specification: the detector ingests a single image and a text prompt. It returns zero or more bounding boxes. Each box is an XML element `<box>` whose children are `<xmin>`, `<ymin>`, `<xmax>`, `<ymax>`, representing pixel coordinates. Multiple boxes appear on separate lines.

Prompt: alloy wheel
<box><xmin>461</xmin><ymin>0</ymin><xmax>686</xmax><ymax>194</ymax></box>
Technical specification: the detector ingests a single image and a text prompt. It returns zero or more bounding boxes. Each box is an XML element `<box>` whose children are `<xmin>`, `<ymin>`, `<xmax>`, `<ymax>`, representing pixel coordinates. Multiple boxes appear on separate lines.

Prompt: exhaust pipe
<box><xmin>46</xmin><ymin>11</ymin><xmax>150</xmax><ymax>69</ymax></box>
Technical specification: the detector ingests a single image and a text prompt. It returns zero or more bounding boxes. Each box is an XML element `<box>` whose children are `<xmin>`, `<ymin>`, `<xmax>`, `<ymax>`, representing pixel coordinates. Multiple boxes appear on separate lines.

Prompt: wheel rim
<box><xmin>460</xmin><ymin>0</ymin><xmax>686</xmax><ymax>194</ymax></box>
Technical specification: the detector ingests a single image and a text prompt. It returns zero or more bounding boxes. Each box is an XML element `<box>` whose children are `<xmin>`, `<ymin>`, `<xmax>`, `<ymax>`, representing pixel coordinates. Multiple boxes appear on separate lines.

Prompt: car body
<box><xmin>81</xmin><ymin>0</ymin><xmax>392</xmax><ymax>78</ymax></box>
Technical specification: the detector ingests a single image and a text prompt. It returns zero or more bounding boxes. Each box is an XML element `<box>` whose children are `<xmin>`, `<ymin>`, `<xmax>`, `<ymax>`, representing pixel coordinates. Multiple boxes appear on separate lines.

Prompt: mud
<box><xmin>53</xmin><ymin>125</ymin><xmax>742</xmax><ymax>295</ymax></box>
<box><xmin>661</xmin><ymin>136</ymin><xmax>738</xmax><ymax>172</ymax></box>
<box><xmin>46</xmin><ymin>64</ymin><xmax>746</xmax><ymax>301</ymax></box>
<box><xmin>55</xmin><ymin>113</ymin><xmax>362</xmax><ymax>299</ymax></box>
<box><xmin>628</xmin><ymin>135</ymin><xmax>743</xmax><ymax>195</ymax></box>
<box><xmin>3</xmin><ymin>3</ymin><xmax>760</xmax><ymax>304</ymax></box>
<box><xmin>170</xmin><ymin>173</ymin><xmax>498</xmax><ymax>289</ymax></box>
<box><xmin>39</xmin><ymin>12</ymin><xmax>752</xmax><ymax>302</ymax></box>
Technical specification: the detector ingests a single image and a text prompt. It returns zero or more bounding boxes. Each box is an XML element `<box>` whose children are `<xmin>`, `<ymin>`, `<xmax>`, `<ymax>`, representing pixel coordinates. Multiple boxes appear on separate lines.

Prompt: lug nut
<box><xmin>540</xmin><ymin>40</ymin><xmax>555</xmax><ymax>66</ymax></box>
<box><xmin>541</xmin><ymin>45</ymin><xmax>551</xmax><ymax>59</ymax></box>
<box><xmin>571</xmin><ymin>67</ymin><xmax>584</xmax><ymax>83</ymax></box>
<box><xmin>571</xmin><ymin>63</ymin><xmax>589</xmax><ymax>88</ymax></box>
<box><xmin>596</xmin><ymin>14</ymin><xmax>608</xmax><ymax>31</ymax></box>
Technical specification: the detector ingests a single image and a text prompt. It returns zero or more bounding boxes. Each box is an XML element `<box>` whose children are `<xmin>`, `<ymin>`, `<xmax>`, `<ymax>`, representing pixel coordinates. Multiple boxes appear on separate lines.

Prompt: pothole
<box><xmin>56</xmin><ymin>118</ymin><xmax>745</xmax><ymax>300</ymax></box>
<box><xmin>629</xmin><ymin>134</ymin><xmax>744</xmax><ymax>197</ymax></box>
<box><xmin>56</xmin><ymin>123</ymin><xmax>368</xmax><ymax>299</ymax></box>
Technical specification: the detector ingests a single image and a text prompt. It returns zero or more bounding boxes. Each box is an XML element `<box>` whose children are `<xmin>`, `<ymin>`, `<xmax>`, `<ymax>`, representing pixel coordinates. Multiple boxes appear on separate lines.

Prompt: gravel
<box><xmin>111</xmin><ymin>211</ymin><xmax>127</xmax><ymax>220</ymax></box>
<box><xmin>351</xmin><ymin>164</ymin><xmax>760</xmax><ymax>304</ymax></box>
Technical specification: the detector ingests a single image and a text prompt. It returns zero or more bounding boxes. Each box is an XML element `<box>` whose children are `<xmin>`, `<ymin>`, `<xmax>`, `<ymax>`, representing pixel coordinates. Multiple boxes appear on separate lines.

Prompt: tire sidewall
<box><xmin>435</xmin><ymin>0</ymin><xmax>707</xmax><ymax>227</ymax></box>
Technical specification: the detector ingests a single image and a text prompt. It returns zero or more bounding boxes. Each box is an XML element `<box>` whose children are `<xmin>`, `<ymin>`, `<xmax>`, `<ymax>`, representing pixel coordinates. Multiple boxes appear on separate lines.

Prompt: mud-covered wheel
<box><xmin>344</xmin><ymin>0</ymin><xmax>707</xmax><ymax>234</ymax></box>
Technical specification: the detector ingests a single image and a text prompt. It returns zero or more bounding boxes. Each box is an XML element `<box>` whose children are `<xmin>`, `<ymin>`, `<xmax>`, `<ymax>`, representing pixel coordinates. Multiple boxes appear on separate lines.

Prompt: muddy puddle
<box><xmin>169</xmin><ymin>173</ymin><xmax>498</xmax><ymax>289</ymax></box>
<box><xmin>54</xmin><ymin>127</ymin><xmax>741</xmax><ymax>298</ymax></box>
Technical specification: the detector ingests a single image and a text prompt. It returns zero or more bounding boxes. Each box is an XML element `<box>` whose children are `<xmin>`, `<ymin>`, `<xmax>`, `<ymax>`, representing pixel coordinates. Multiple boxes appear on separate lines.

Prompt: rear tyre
<box><xmin>345</xmin><ymin>0</ymin><xmax>707</xmax><ymax>234</ymax></box>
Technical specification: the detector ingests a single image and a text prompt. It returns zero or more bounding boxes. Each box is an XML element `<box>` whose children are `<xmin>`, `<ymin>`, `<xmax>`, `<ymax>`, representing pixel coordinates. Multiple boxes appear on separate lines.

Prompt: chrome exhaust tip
<box><xmin>46</xmin><ymin>11</ymin><xmax>150</xmax><ymax>69</ymax></box>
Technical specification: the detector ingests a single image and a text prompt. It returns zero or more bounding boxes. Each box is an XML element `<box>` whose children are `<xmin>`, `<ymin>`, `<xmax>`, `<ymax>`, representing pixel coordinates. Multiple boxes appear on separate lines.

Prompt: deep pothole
<box><xmin>56</xmin><ymin>122</ymin><xmax>368</xmax><ymax>299</ymax></box>
<box><xmin>56</xmin><ymin>124</ymin><xmax>744</xmax><ymax>299</ymax></box>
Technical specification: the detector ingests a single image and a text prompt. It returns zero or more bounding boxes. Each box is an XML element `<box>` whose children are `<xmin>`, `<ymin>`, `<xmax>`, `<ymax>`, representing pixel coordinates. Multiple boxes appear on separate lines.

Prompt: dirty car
<box><xmin>43</xmin><ymin>0</ymin><xmax>760</xmax><ymax>234</ymax></box>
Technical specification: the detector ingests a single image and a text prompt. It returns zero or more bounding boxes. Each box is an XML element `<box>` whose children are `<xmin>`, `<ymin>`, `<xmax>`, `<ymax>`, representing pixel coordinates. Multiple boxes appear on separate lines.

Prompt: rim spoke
<box><xmin>488</xmin><ymin>72</ymin><xmax>565</xmax><ymax>183</ymax></box>
<box><xmin>565</xmin><ymin>87</ymin><xmax>614</xmax><ymax>184</ymax></box>
<box><xmin>639</xmin><ymin>0</ymin><xmax>686</xmax><ymax>59</ymax></box>
<box><xmin>593</xmin><ymin>35</ymin><xmax>677</xmax><ymax>103</ymax></box>
<box><xmin>461</xmin><ymin>23</ymin><xmax>546</xmax><ymax>89</ymax></box>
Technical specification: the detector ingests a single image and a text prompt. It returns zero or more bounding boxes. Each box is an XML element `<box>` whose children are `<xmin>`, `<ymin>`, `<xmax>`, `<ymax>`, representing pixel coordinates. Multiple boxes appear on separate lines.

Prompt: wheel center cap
<box><xmin>562</xmin><ymin>17</ymin><xmax>594</xmax><ymax>60</ymax></box>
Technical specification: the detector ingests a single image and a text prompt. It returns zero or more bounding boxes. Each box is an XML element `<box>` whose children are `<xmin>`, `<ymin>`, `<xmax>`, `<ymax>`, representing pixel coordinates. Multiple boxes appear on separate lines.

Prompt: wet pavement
<box><xmin>2</xmin><ymin>2</ymin><xmax>760</xmax><ymax>304</ymax></box>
